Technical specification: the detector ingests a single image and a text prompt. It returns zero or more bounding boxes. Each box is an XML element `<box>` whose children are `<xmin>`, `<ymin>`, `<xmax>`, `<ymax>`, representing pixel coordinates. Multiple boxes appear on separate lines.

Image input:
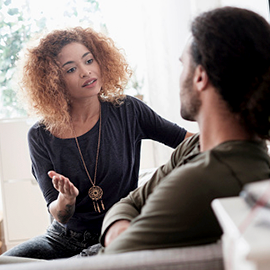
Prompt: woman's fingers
<box><xmin>48</xmin><ymin>171</ymin><xmax>79</xmax><ymax>197</ymax></box>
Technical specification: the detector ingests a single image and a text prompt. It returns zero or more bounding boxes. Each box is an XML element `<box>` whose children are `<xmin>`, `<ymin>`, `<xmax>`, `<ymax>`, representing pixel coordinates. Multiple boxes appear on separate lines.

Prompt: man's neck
<box><xmin>197</xmin><ymin>89</ymin><xmax>256</xmax><ymax>152</ymax></box>
<box><xmin>199</xmin><ymin>120</ymin><xmax>255</xmax><ymax>152</ymax></box>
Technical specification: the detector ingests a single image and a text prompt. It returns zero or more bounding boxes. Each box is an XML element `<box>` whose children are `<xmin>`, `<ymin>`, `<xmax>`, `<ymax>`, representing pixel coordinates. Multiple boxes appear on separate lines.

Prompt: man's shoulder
<box><xmin>171</xmin><ymin>139</ymin><xmax>270</xmax><ymax>188</ymax></box>
<box><xmin>173</xmin><ymin>133</ymin><xmax>200</xmax><ymax>158</ymax></box>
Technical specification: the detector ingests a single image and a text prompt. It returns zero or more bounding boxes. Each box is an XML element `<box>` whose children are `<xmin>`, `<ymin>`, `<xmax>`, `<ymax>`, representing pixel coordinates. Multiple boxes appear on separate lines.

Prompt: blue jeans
<box><xmin>1</xmin><ymin>220</ymin><xmax>100</xmax><ymax>260</ymax></box>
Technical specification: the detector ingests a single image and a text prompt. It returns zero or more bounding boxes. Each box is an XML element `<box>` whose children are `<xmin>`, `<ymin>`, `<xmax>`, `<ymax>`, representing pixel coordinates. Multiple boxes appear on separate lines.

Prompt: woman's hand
<box><xmin>104</xmin><ymin>219</ymin><xmax>131</xmax><ymax>247</ymax></box>
<box><xmin>48</xmin><ymin>171</ymin><xmax>79</xmax><ymax>199</ymax></box>
<box><xmin>47</xmin><ymin>170</ymin><xmax>79</xmax><ymax>224</ymax></box>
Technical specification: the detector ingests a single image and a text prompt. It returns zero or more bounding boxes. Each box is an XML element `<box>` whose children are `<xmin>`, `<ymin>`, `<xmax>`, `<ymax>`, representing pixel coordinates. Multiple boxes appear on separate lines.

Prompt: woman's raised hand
<box><xmin>48</xmin><ymin>171</ymin><xmax>79</xmax><ymax>199</ymax></box>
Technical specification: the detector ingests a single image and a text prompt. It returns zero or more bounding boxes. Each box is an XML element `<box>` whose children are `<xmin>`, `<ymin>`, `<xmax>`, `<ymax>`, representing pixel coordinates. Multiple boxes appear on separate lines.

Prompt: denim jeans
<box><xmin>1</xmin><ymin>220</ymin><xmax>100</xmax><ymax>260</ymax></box>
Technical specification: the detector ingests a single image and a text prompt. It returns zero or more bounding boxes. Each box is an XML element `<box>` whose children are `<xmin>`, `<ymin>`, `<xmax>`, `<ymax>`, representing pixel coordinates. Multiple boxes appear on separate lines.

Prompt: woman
<box><xmin>3</xmin><ymin>27</ymin><xmax>191</xmax><ymax>259</ymax></box>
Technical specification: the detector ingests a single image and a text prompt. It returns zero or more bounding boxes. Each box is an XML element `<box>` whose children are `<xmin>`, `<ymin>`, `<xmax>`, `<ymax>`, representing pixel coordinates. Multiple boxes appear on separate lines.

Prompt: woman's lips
<box><xmin>82</xmin><ymin>79</ymin><xmax>97</xmax><ymax>87</ymax></box>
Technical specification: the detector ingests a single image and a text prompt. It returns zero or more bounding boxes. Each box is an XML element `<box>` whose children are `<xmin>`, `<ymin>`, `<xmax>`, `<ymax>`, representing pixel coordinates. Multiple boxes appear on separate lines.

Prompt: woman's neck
<box><xmin>53</xmin><ymin>96</ymin><xmax>101</xmax><ymax>139</ymax></box>
<box><xmin>70</xmin><ymin>96</ymin><xmax>100</xmax><ymax>124</ymax></box>
<box><xmin>71</xmin><ymin>98</ymin><xmax>101</xmax><ymax>137</ymax></box>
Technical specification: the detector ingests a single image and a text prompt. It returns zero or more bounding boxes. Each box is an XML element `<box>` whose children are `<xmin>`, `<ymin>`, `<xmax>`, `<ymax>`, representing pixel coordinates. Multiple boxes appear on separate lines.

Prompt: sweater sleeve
<box><xmin>99</xmin><ymin>164</ymin><xmax>172</xmax><ymax>246</ymax></box>
<box><xmin>129</xmin><ymin>96</ymin><xmax>187</xmax><ymax>148</ymax></box>
<box><xmin>28</xmin><ymin>124</ymin><xmax>58</xmax><ymax>207</ymax></box>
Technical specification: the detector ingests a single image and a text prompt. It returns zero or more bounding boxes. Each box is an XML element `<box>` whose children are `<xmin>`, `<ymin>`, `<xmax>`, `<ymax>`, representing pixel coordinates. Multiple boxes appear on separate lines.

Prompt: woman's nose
<box><xmin>80</xmin><ymin>68</ymin><xmax>91</xmax><ymax>78</ymax></box>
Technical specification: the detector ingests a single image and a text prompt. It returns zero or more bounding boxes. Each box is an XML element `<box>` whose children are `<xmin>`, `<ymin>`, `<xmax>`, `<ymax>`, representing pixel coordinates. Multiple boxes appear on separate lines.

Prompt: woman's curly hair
<box><xmin>20</xmin><ymin>27</ymin><xmax>132</xmax><ymax>133</ymax></box>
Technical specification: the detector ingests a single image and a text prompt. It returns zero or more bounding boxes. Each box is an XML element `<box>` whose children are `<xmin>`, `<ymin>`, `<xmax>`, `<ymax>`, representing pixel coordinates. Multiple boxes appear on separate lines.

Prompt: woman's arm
<box><xmin>48</xmin><ymin>171</ymin><xmax>79</xmax><ymax>224</ymax></box>
<box><xmin>131</xmin><ymin>96</ymin><xmax>190</xmax><ymax>148</ymax></box>
<box><xmin>28</xmin><ymin>124</ymin><xmax>79</xmax><ymax>224</ymax></box>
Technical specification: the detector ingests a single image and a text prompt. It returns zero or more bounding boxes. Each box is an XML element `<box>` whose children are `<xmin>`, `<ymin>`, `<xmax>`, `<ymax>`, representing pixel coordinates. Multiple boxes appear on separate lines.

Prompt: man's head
<box><xmin>180</xmin><ymin>7</ymin><xmax>270</xmax><ymax>139</ymax></box>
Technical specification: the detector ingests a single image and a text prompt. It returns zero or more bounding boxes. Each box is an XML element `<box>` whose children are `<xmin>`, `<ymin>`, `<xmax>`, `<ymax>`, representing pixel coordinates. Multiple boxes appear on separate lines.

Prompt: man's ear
<box><xmin>193</xmin><ymin>65</ymin><xmax>208</xmax><ymax>92</ymax></box>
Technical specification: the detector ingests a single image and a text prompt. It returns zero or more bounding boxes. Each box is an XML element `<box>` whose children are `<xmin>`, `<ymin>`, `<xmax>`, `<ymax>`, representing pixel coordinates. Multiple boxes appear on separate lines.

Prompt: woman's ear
<box><xmin>193</xmin><ymin>65</ymin><xmax>208</xmax><ymax>92</ymax></box>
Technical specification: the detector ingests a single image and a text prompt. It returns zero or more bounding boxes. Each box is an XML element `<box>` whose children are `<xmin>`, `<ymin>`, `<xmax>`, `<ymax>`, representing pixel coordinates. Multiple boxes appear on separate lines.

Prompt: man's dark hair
<box><xmin>191</xmin><ymin>7</ymin><xmax>270</xmax><ymax>139</ymax></box>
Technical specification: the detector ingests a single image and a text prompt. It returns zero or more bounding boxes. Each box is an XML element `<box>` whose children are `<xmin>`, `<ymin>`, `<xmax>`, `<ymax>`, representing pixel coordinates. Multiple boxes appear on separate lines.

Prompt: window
<box><xmin>0</xmin><ymin>0</ymin><xmax>104</xmax><ymax>119</ymax></box>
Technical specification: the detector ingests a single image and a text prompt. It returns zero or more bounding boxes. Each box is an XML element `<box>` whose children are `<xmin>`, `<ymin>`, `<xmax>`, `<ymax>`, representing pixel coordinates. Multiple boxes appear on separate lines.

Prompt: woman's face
<box><xmin>57</xmin><ymin>42</ymin><xmax>102</xmax><ymax>101</ymax></box>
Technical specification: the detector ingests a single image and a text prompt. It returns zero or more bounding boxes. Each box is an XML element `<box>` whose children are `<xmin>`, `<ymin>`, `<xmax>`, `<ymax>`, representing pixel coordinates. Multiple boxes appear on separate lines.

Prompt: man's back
<box><xmin>101</xmin><ymin>135</ymin><xmax>270</xmax><ymax>254</ymax></box>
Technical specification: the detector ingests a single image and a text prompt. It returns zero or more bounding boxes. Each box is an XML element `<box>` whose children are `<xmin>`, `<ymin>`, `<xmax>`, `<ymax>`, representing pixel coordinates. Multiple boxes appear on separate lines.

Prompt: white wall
<box><xmin>100</xmin><ymin>0</ymin><xmax>196</xmax><ymax>129</ymax></box>
<box><xmin>190</xmin><ymin>0</ymin><xmax>269</xmax><ymax>19</ymax></box>
<box><xmin>0</xmin><ymin>118</ymin><xmax>50</xmax><ymax>250</ymax></box>
<box><xmin>220</xmin><ymin>0</ymin><xmax>269</xmax><ymax>20</ymax></box>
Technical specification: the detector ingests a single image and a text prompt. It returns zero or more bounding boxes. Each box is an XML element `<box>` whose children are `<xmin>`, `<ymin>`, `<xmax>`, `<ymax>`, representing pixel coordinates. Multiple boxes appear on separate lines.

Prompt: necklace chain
<box><xmin>71</xmin><ymin>110</ymin><xmax>105</xmax><ymax>212</ymax></box>
<box><xmin>72</xmin><ymin>111</ymin><xmax>101</xmax><ymax>187</ymax></box>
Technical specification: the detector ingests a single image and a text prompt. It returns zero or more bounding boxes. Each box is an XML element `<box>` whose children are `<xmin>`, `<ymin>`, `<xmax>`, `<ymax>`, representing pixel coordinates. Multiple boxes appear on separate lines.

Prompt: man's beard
<box><xmin>180</xmin><ymin>69</ymin><xmax>201</xmax><ymax>121</ymax></box>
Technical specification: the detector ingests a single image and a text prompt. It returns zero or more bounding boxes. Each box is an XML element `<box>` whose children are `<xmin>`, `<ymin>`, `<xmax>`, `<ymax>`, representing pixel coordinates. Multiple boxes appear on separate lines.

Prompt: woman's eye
<box><xmin>86</xmin><ymin>59</ymin><xmax>93</xmax><ymax>64</ymax></box>
<box><xmin>67</xmin><ymin>67</ymin><xmax>76</xmax><ymax>73</ymax></box>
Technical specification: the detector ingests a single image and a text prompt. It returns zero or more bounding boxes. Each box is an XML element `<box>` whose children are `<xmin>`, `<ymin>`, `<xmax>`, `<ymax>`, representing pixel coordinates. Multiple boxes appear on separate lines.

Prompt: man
<box><xmin>99</xmin><ymin>7</ymin><xmax>270</xmax><ymax>254</ymax></box>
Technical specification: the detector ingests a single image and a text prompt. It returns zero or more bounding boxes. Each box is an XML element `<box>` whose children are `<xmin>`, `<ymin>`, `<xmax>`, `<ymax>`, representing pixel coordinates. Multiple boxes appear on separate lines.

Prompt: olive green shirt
<box><xmin>100</xmin><ymin>134</ymin><xmax>270</xmax><ymax>254</ymax></box>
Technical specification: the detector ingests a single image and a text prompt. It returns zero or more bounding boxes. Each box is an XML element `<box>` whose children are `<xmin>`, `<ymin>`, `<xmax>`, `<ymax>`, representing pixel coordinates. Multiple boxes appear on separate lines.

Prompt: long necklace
<box><xmin>72</xmin><ymin>110</ymin><xmax>105</xmax><ymax>213</ymax></box>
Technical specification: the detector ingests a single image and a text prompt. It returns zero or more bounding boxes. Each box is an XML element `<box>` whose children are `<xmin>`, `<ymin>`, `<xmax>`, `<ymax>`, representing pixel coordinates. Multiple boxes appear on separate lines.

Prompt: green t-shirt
<box><xmin>100</xmin><ymin>134</ymin><xmax>270</xmax><ymax>254</ymax></box>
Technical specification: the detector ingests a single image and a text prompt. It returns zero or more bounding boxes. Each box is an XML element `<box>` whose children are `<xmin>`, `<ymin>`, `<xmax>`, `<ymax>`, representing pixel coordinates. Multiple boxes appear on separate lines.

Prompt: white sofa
<box><xmin>0</xmin><ymin>241</ymin><xmax>224</xmax><ymax>269</ymax></box>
